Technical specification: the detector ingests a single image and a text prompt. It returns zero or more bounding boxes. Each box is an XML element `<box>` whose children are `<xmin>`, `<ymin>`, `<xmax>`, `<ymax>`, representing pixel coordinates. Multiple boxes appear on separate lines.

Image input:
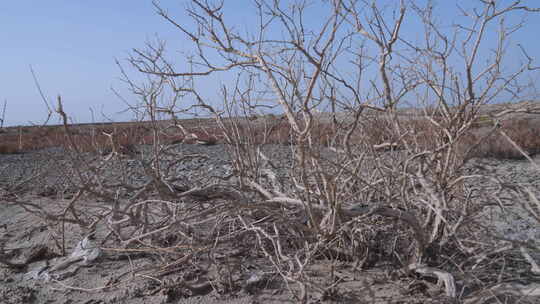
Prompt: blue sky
<box><xmin>1</xmin><ymin>1</ymin><xmax>178</xmax><ymax>126</ymax></box>
<box><xmin>1</xmin><ymin>1</ymin><xmax>539</xmax><ymax>126</ymax></box>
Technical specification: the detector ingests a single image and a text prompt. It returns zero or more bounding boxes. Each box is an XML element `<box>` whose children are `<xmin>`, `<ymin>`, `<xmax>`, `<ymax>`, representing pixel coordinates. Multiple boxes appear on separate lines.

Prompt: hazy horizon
<box><xmin>2</xmin><ymin>1</ymin><xmax>540</xmax><ymax>127</ymax></box>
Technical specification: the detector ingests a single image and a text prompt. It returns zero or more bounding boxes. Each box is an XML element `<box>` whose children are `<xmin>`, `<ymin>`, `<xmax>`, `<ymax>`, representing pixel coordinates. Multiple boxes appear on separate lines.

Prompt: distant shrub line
<box><xmin>0</xmin><ymin>117</ymin><xmax>538</xmax><ymax>160</ymax></box>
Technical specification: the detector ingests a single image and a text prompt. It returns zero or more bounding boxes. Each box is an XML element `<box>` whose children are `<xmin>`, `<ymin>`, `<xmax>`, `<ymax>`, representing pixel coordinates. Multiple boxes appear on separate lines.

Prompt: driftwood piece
<box><xmin>25</xmin><ymin>236</ymin><xmax>101</xmax><ymax>282</ymax></box>
<box><xmin>408</xmin><ymin>263</ymin><xmax>456</xmax><ymax>298</ymax></box>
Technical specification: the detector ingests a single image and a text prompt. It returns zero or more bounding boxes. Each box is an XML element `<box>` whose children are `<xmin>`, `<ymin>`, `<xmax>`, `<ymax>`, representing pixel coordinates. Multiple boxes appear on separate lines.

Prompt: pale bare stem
<box><xmin>55</xmin><ymin>96</ymin><xmax>93</xmax><ymax>190</ymax></box>
<box><xmin>498</xmin><ymin>128</ymin><xmax>540</xmax><ymax>170</ymax></box>
<box><xmin>0</xmin><ymin>99</ymin><xmax>6</xmax><ymax>129</ymax></box>
<box><xmin>30</xmin><ymin>66</ymin><xmax>53</xmax><ymax>125</ymax></box>
<box><xmin>520</xmin><ymin>187</ymin><xmax>540</xmax><ymax>223</ymax></box>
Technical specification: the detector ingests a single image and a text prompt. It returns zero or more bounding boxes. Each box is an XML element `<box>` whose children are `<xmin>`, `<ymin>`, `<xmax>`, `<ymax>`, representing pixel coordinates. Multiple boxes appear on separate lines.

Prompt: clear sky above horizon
<box><xmin>2</xmin><ymin>1</ymin><xmax>540</xmax><ymax>127</ymax></box>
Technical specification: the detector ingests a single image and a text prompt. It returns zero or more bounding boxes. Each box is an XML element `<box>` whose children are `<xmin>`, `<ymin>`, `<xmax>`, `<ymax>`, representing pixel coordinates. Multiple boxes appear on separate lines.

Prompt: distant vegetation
<box><xmin>1</xmin><ymin>113</ymin><xmax>539</xmax><ymax>160</ymax></box>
